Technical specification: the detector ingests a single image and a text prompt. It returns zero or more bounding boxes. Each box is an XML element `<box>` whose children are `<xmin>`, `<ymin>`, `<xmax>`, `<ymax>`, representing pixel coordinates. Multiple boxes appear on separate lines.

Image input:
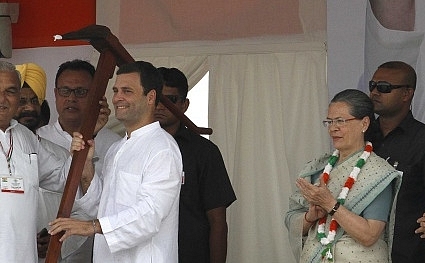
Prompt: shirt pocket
<box><xmin>12</xmin><ymin>150</ymin><xmax>39</xmax><ymax>191</ymax></box>
<box><xmin>115</xmin><ymin>171</ymin><xmax>141</xmax><ymax>207</ymax></box>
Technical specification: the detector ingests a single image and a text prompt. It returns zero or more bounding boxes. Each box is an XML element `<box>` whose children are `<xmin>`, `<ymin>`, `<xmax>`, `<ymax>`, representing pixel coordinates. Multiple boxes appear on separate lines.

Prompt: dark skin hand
<box><xmin>37</xmin><ymin>228</ymin><xmax>49</xmax><ymax>258</ymax></box>
<box><xmin>207</xmin><ymin>207</ymin><xmax>228</xmax><ymax>263</ymax></box>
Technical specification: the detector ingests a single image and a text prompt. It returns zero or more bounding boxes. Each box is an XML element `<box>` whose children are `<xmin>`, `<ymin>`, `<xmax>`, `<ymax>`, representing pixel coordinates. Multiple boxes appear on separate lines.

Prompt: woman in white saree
<box><xmin>285</xmin><ymin>89</ymin><xmax>401</xmax><ymax>263</ymax></box>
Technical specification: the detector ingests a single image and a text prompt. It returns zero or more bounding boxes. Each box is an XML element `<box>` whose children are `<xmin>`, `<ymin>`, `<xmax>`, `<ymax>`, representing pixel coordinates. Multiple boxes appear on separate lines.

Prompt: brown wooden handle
<box><xmin>45</xmin><ymin>47</ymin><xmax>117</xmax><ymax>263</ymax></box>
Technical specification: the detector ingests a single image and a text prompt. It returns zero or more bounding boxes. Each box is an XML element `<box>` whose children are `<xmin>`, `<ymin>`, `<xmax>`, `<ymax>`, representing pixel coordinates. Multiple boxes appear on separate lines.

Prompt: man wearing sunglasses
<box><xmin>36</xmin><ymin>59</ymin><xmax>121</xmax><ymax>262</ymax></box>
<box><xmin>367</xmin><ymin>61</ymin><xmax>425</xmax><ymax>263</ymax></box>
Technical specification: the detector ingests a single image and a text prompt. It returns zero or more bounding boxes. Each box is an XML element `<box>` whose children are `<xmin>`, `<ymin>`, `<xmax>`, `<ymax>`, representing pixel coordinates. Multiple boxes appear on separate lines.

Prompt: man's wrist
<box><xmin>92</xmin><ymin>219</ymin><xmax>97</xmax><ymax>235</ymax></box>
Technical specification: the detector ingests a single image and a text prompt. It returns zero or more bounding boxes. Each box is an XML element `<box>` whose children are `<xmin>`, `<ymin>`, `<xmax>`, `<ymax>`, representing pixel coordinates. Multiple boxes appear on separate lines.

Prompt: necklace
<box><xmin>316</xmin><ymin>141</ymin><xmax>373</xmax><ymax>261</ymax></box>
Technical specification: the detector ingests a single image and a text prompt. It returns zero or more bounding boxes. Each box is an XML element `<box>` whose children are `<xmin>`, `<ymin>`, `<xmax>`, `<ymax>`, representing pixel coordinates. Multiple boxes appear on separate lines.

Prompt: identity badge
<box><xmin>1</xmin><ymin>176</ymin><xmax>24</xmax><ymax>194</ymax></box>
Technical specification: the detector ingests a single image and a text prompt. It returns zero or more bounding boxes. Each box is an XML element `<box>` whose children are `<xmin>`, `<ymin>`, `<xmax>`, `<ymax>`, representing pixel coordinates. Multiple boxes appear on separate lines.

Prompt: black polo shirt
<box><xmin>174</xmin><ymin>125</ymin><xmax>236</xmax><ymax>263</ymax></box>
<box><xmin>367</xmin><ymin>111</ymin><xmax>425</xmax><ymax>263</ymax></box>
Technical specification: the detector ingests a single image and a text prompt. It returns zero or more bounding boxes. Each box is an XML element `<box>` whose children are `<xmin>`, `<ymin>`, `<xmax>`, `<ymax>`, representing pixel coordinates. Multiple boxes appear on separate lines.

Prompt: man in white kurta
<box><xmin>0</xmin><ymin>121</ymin><xmax>71</xmax><ymax>263</ymax></box>
<box><xmin>36</xmin><ymin>59</ymin><xmax>122</xmax><ymax>262</ymax></box>
<box><xmin>0</xmin><ymin>61</ymin><xmax>71</xmax><ymax>262</ymax></box>
<box><xmin>50</xmin><ymin>61</ymin><xmax>182</xmax><ymax>263</ymax></box>
<box><xmin>78</xmin><ymin>121</ymin><xmax>182</xmax><ymax>262</ymax></box>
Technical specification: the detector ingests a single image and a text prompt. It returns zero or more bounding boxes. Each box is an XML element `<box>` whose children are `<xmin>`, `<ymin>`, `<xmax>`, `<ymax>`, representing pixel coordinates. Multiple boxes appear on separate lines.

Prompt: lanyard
<box><xmin>0</xmin><ymin>130</ymin><xmax>13</xmax><ymax>176</ymax></box>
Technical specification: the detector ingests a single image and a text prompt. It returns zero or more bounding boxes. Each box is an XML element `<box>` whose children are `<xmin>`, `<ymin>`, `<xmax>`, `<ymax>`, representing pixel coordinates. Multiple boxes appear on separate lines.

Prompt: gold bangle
<box><xmin>92</xmin><ymin>219</ymin><xmax>97</xmax><ymax>235</ymax></box>
<box><xmin>304</xmin><ymin>212</ymin><xmax>316</xmax><ymax>223</ymax></box>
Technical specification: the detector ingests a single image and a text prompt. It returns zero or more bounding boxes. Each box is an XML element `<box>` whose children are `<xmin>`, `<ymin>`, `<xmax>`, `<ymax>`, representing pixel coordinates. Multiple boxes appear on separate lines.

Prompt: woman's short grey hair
<box><xmin>330</xmin><ymin>89</ymin><xmax>374</xmax><ymax>121</ymax></box>
<box><xmin>0</xmin><ymin>61</ymin><xmax>21</xmax><ymax>84</ymax></box>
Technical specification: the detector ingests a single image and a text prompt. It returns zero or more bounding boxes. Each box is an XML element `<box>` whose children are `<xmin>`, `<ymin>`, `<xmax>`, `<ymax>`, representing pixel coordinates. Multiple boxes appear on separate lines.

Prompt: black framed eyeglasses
<box><xmin>369</xmin><ymin>80</ymin><xmax>409</xmax><ymax>93</ymax></box>
<box><xmin>322</xmin><ymin>117</ymin><xmax>358</xmax><ymax>127</ymax></box>
<box><xmin>164</xmin><ymin>95</ymin><xmax>185</xmax><ymax>104</ymax></box>
<box><xmin>56</xmin><ymin>87</ymin><xmax>89</xmax><ymax>98</ymax></box>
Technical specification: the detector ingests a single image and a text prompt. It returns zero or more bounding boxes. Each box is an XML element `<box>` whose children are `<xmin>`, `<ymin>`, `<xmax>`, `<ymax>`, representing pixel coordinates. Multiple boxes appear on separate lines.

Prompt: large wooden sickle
<box><xmin>45</xmin><ymin>24</ymin><xmax>212</xmax><ymax>262</ymax></box>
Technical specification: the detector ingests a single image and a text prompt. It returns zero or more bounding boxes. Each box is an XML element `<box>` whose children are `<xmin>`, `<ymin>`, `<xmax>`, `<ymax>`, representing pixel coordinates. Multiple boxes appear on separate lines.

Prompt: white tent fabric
<box><xmin>208</xmin><ymin>50</ymin><xmax>329</xmax><ymax>263</ymax></box>
<box><xmin>97</xmin><ymin>0</ymin><xmax>327</xmax><ymax>45</ymax></box>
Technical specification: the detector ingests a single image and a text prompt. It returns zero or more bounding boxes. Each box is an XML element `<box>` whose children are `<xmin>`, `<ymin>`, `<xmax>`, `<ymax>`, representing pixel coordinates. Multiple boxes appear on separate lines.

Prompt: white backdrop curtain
<box><xmin>209</xmin><ymin>50</ymin><xmax>329</xmax><ymax>263</ymax></box>
<box><xmin>103</xmin><ymin>37</ymin><xmax>329</xmax><ymax>262</ymax></box>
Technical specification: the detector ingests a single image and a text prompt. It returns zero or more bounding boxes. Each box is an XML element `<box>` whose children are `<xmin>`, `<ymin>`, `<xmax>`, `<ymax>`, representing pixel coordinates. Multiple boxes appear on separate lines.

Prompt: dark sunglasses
<box><xmin>164</xmin><ymin>95</ymin><xmax>185</xmax><ymax>104</ymax></box>
<box><xmin>368</xmin><ymin>80</ymin><xmax>409</xmax><ymax>93</ymax></box>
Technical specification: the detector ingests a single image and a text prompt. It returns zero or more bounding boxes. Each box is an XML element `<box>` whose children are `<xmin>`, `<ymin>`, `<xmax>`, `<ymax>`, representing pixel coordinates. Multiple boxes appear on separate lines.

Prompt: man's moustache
<box><xmin>18</xmin><ymin>111</ymin><xmax>39</xmax><ymax>118</ymax></box>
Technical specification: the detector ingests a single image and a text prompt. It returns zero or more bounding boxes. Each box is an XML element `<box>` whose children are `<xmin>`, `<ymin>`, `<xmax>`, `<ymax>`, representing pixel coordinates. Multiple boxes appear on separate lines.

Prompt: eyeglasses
<box><xmin>369</xmin><ymin>80</ymin><xmax>409</xmax><ymax>93</ymax></box>
<box><xmin>56</xmin><ymin>87</ymin><xmax>89</xmax><ymax>98</ymax></box>
<box><xmin>19</xmin><ymin>97</ymin><xmax>39</xmax><ymax>106</ymax></box>
<box><xmin>322</xmin><ymin>117</ymin><xmax>358</xmax><ymax>127</ymax></box>
<box><xmin>164</xmin><ymin>95</ymin><xmax>185</xmax><ymax>104</ymax></box>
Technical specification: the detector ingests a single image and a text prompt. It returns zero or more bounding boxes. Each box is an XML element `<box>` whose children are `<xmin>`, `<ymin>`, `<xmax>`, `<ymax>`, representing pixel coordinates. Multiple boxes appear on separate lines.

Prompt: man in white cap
<box><xmin>0</xmin><ymin>59</ymin><xmax>72</xmax><ymax>263</ymax></box>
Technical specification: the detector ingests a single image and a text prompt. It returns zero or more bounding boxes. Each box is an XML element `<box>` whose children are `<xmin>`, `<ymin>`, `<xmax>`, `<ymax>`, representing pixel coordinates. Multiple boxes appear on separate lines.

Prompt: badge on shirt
<box><xmin>1</xmin><ymin>176</ymin><xmax>24</xmax><ymax>194</ymax></box>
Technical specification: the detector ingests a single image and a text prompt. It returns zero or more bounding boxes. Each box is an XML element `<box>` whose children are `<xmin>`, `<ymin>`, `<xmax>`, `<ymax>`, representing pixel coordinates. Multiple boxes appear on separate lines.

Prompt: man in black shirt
<box><xmin>155</xmin><ymin>67</ymin><xmax>236</xmax><ymax>263</ymax></box>
<box><xmin>367</xmin><ymin>61</ymin><xmax>425</xmax><ymax>263</ymax></box>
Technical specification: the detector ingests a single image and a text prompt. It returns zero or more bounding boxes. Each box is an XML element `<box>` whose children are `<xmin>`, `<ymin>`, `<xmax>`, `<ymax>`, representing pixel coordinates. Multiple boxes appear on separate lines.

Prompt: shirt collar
<box><xmin>126</xmin><ymin>121</ymin><xmax>160</xmax><ymax>139</ymax></box>
<box><xmin>174</xmin><ymin>124</ymin><xmax>193</xmax><ymax>141</ymax></box>
<box><xmin>375</xmin><ymin>110</ymin><xmax>415</xmax><ymax>134</ymax></box>
<box><xmin>396</xmin><ymin>111</ymin><xmax>415</xmax><ymax>132</ymax></box>
<box><xmin>5</xmin><ymin>119</ymin><xmax>18</xmax><ymax>133</ymax></box>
